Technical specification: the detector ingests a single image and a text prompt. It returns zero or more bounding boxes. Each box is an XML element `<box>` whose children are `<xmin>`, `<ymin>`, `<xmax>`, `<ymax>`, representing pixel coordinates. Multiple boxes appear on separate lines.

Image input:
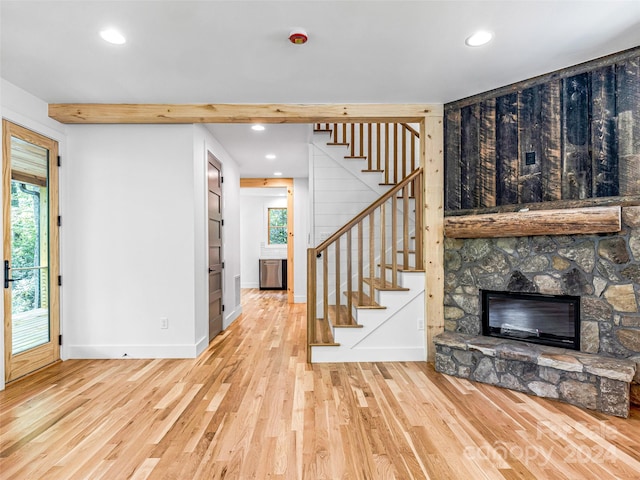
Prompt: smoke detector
<box><xmin>289</xmin><ymin>29</ymin><xmax>308</xmax><ymax>45</ymax></box>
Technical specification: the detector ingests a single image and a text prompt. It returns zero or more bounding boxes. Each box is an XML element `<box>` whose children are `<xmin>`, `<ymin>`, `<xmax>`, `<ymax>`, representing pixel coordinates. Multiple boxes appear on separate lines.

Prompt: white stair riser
<box><xmin>382</xmin><ymin>269</ymin><xmax>424</xmax><ymax>289</ymax></box>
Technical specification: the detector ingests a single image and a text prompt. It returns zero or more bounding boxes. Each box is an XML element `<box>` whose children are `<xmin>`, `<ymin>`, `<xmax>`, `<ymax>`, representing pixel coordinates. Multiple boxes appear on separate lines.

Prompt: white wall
<box><xmin>240</xmin><ymin>191</ymin><xmax>287</xmax><ymax>289</ymax></box>
<box><xmin>293</xmin><ymin>178</ymin><xmax>309</xmax><ymax>303</ymax></box>
<box><xmin>311</xmin><ymin>144</ymin><xmax>379</xmax><ymax>244</ymax></box>
<box><xmin>64</xmin><ymin>124</ymin><xmax>199</xmax><ymax>358</ymax></box>
<box><xmin>1</xmin><ymin>79</ymin><xmax>68</xmax><ymax>390</ymax></box>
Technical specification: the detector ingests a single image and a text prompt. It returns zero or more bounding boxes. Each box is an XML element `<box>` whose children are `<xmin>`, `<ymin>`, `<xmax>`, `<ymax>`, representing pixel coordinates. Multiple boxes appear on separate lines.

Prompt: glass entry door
<box><xmin>3</xmin><ymin>120</ymin><xmax>60</xmax><ymax>383</ymax></box>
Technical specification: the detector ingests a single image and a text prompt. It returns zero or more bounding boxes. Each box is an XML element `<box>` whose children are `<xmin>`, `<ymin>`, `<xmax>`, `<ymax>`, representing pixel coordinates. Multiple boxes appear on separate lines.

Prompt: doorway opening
<box><xmin>240</xmin><ymin>179</ymin><xmax>294</xmax><ymax>304</ymax></box>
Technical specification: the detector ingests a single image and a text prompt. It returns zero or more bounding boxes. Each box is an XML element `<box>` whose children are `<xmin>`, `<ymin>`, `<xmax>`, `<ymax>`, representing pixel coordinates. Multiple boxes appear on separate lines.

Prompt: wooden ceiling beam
<box><xmin>48</xmin><ymin>103</ymin><xmax>442</xmax><ymax>124</ymax></box>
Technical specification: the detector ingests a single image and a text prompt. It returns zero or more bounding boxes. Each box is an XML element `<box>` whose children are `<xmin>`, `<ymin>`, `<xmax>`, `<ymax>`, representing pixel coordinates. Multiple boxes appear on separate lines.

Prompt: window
<box><xmin>268</xmin><ymin>208</ymin><xmax>287</xmax><ymax>244</ymax></box>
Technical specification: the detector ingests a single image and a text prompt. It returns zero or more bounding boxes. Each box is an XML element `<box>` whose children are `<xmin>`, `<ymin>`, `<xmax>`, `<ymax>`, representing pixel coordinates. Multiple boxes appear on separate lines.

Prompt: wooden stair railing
<box><xmin>307</xmin><ymin>168</ymin><xmax>423</xmax><ymax>358</ymax></box>
<box><xmin>315</xmin><ymin>122</ymin><xmax>420</xmax><ymax>189</ymax></box>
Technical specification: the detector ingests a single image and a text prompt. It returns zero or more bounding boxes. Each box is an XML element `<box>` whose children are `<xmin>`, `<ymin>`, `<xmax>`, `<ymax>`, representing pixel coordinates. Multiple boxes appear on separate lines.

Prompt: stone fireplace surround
<box><xmin>435</xmin><ymin>206</ymin><xmax>640</xmax><ymax>417</ymax></box>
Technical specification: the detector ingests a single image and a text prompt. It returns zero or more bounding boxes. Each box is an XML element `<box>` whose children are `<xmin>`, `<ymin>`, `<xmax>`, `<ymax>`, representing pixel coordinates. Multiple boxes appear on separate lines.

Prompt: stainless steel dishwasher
<box><xmin>259</xmin><ymin>259</ymin><xmax>287</xmax><ymax>290</ymax></box>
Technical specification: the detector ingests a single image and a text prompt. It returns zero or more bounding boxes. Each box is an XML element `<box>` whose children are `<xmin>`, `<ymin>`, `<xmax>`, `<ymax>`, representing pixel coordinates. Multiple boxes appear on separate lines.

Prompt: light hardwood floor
<box><xmin>1</xmin><ymin>289</ymin><xmax>640</xmax><ymax>479</ymax></box>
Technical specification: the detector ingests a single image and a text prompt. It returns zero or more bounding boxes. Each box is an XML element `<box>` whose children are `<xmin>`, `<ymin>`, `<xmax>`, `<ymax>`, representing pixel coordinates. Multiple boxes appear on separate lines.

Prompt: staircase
<box><xmin>314</xmin><ymin>122</ymin><xmax>420</xmax><ymax>188</ymax></box>
<box><xmin>307</xmin><ymin>123</ymin><xmax>425</xmax><ymax>363</ymax></box>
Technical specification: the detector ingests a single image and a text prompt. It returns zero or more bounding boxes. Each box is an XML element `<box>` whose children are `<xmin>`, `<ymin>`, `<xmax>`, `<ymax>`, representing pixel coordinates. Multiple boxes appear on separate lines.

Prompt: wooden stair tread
<box><xmin>327</xmin><ymin>305</ymin><xmax>362</xmax><ymax>328</ymax></box>
<box><xmin>362</xmin><ymin>169</ymin><xmax>384</xmax><ymax>173</ymax></box>
<box><xmin>310</xmin><ymin>318</ymin><xmax>339</xmax><ymax>346</ymax></box>
<box><xmin>363</xmin><ymin>277</ymin><xmax>409</xmax><ymax>291</ymax></box>
<box><xmin>397</xmin><ymin>250</ymin><xmax>416</xmax><ymax>254</ymax></box>
<box><xmin>345</xmin><ymin>292</ymin><xmax>386</xmax><ymax>309</ymax></box>
<box><xmin>379</xmin><ymin>264</ymin><xmax>425</xmax><ymax>272</ymax></box>
<box><xmin>314</xmin><ymin>129</ymin><xmax>332</xmax><ymax>133</ymax></box>
<box><xmin>327</xmin><ymin>142</ymin><xmax>349</xmax><ymax>146</ymax></box>
<box><xmin>345</xmin><ymin>156</ymin><xmax>367</xmax><ymax>160</ymax></box>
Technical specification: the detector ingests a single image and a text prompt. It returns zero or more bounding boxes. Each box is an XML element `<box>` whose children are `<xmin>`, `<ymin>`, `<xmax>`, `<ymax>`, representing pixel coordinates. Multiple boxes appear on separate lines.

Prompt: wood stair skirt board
<box><xmin>444</xmin><ymin>205</ymin><xmax>621</xmax><ymax>238</ymax></box>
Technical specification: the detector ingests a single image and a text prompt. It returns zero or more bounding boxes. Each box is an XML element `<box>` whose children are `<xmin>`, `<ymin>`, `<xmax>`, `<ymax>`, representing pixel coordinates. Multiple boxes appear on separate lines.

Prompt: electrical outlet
<box><xmin>160</xmin><ymin>317</ymin><xmax>169</xmax><ymax>329</ymax></box>
<box><xmin>417</xmin><ymin>317</ymin><xmax>424</xmax><ymax>331</ymax></box>
<box><xmin>525</xmin><ymin>151</ymin><xmax>536</xmax><ymax>165</ymax></box>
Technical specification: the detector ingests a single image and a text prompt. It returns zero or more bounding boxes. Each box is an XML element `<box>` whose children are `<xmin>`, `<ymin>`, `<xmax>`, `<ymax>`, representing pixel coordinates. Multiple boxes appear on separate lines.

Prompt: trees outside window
<box><xmin>268</xmin><ymin>208</ymin><xmax>287</xmax><ymax>244</ymax></box>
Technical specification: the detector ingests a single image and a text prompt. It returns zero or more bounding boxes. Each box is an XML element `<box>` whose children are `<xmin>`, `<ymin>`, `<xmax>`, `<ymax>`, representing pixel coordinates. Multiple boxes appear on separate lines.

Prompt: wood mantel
<box><xmin>444</xmin><ymin>205</ymin><xmax>621</xmax><ymax>238</ymax></box>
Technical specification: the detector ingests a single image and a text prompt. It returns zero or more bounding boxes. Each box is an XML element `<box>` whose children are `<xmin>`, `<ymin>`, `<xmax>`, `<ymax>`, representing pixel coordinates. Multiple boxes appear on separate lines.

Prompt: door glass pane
<box><xmin>10</xmin><ymin>136</ymin><xmax>50</xmax><ymax>354</ymax></box>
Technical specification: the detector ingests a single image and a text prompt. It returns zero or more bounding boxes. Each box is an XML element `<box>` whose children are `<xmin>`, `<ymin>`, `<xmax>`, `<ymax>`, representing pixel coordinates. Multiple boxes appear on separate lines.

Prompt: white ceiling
<box><xmin>2</xmin><ymin>0</ymin><xmax>639</xmax><ymax>177</ymax></box>
<box><xmin>207</xmin><ymin>123</ymin><xmax>312</xmax><ymax>177</ymax></box>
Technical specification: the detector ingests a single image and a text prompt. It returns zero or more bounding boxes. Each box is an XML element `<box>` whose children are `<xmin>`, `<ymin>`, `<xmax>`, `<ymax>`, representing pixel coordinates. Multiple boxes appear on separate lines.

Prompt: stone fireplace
<box><xmin>435</xmin><ymin>206</ymin><xmax>640</xmax><ymax>417</ymax></box>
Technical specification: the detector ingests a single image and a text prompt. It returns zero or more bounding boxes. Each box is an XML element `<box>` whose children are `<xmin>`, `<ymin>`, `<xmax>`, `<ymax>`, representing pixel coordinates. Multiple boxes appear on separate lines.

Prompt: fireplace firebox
<box><xmin>481</xmin><ymin>290</ymin><xmax>580</xmax><ymax>350</ymax></box>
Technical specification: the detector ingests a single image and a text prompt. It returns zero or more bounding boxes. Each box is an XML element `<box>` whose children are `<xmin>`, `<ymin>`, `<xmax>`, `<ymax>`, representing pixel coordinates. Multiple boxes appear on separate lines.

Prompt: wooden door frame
<box><xmin>240</xmin><ymin>178</ymin><xmax>294</xmax><ymax>304</ymax></box>
<box><xmin>3</xmin><ymin>120</ymin><xmax>60</xmax><ymax>382</ymax></box>
<box><xmin>47</xmin><ymin>103</ymin><xmax>444</xmax><ymax>361</ymax></box>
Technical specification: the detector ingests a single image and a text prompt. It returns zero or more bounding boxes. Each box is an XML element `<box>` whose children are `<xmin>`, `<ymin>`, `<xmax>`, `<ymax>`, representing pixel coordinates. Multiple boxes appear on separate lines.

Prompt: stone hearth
<box><xmin>435</xmin><ymin>331</ymin><xmax>637</xmax><ymax>417</ymax></box>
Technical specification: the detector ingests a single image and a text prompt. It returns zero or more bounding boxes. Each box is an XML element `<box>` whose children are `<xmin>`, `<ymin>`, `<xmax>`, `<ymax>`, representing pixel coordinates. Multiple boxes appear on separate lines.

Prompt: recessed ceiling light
<box><xmin>265</xmin><ymin>154</ymin><xmax>276</xmax><ymax>160</ymax></box>
<box><xmin>251</xmin><ymin>124</ymin><xmax>265</xmax><ymax>131</ymax></box>
<box><xmin>100</xmin><ymin>29</ymin><xmax>126</xmax><ymax>45</ymax></box>
<box><xmin>274</xmin><ymin>172</ymin><xmax>283</xmax><ymax>176</ymax></box>
<box><xmin>465</xmin><ymin>30</ymin><xmax>493</xmax><ymax>47</ymax></box>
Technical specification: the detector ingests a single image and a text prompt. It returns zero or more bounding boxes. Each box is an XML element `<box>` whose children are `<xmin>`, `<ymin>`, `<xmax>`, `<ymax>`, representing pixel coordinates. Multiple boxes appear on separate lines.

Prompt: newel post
<box><xmin>421</xmin><ymin>110</ymin><xmax>445</xmax><ymax>362</ymax></box>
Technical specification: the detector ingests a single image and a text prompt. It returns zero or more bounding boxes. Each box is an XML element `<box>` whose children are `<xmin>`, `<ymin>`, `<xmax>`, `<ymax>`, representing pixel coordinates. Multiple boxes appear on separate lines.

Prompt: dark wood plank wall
<box><xmin>479</xmin><ymin>99</ymin><xmax>496</xmax><ymax>208</ymax></box>
<box><xmin>592</xmin><ymin>66</ymin><xmax>618</xmax><ymax>197</ymax></box>
<box><xmin>495</xmin><ymin>93</ymin><xmax>519</xmax><ymax>206</ymax></box>
<box><xmin>541</xmin><ymin>81</ymin><xmax>562</xmax><ymax>202</ymax></box>
<box><xmin>460</xmin><ymin>104</ymin><xmax>479</xmax><ymax>209</ymax></box>
<box><xmin>444</xmin><ymin>109</ymin><xmax>461</xmax><ymax>210</ymax></box>
<box><xmin>518</xmin><ymin>85</ymin><xmax>543</xmax><ymax>203</ymax></box>
<box><xmin>562</xmin><ymin>72</ymin><xmax>591</xmax><ymax>200</ymax></box>
<box><xmin>618</xmin><ymin>57</ymin><xmax>640</xmax><ymax>196</ymax></box>
<box><xmin>445</xmin><ymin>49</ymin><xmax>640</xmax><ymax>212</ymax></box>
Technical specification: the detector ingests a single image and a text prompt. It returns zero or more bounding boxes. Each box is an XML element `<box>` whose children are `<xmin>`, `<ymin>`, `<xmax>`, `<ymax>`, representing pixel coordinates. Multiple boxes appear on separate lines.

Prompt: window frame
<box><xmin>267</xmin><ymin>207</ymin><xmax>288</xmax><ymax>245</ymax></box>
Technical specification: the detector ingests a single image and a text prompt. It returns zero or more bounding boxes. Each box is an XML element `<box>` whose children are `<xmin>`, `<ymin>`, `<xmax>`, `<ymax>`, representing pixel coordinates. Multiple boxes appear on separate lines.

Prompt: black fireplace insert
<box><xmin>481</xmin><ymin>290</ymin><xmax>580</xmax><ymax>350</ymax></box>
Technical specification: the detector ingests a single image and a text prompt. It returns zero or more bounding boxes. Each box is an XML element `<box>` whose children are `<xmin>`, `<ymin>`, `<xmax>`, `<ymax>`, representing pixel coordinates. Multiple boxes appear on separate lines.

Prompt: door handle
<box><xmin>4</xmin><ymin>260</ymin><xmax>15</xmax><ymax>289</ymax></box>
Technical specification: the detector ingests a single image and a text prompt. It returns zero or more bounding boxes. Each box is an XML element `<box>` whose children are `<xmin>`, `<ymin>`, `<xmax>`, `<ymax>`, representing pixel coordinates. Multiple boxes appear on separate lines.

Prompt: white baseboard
<box><xmin>195</xmin><ymin>335</ymin><xmax>209</xmax><ymax>356</ymax></box>
<box><xmin>241</xmin><ymin>282</ymin><xmax>259</xmax><ymax>289</ymax></box>
<box><xmin>66</xmin><ymin>343</ymin><xmax>199</xmax><ymax>359</ymax></box>
<box><xmin>311</xmin><ymin>346</ymin><xmax>426</xmax><ymax>363</ymax></box>
<box><xmin>223</xmin><ymin>305</ymin><xmax>242</xmax><ymax>329</ymax></box>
